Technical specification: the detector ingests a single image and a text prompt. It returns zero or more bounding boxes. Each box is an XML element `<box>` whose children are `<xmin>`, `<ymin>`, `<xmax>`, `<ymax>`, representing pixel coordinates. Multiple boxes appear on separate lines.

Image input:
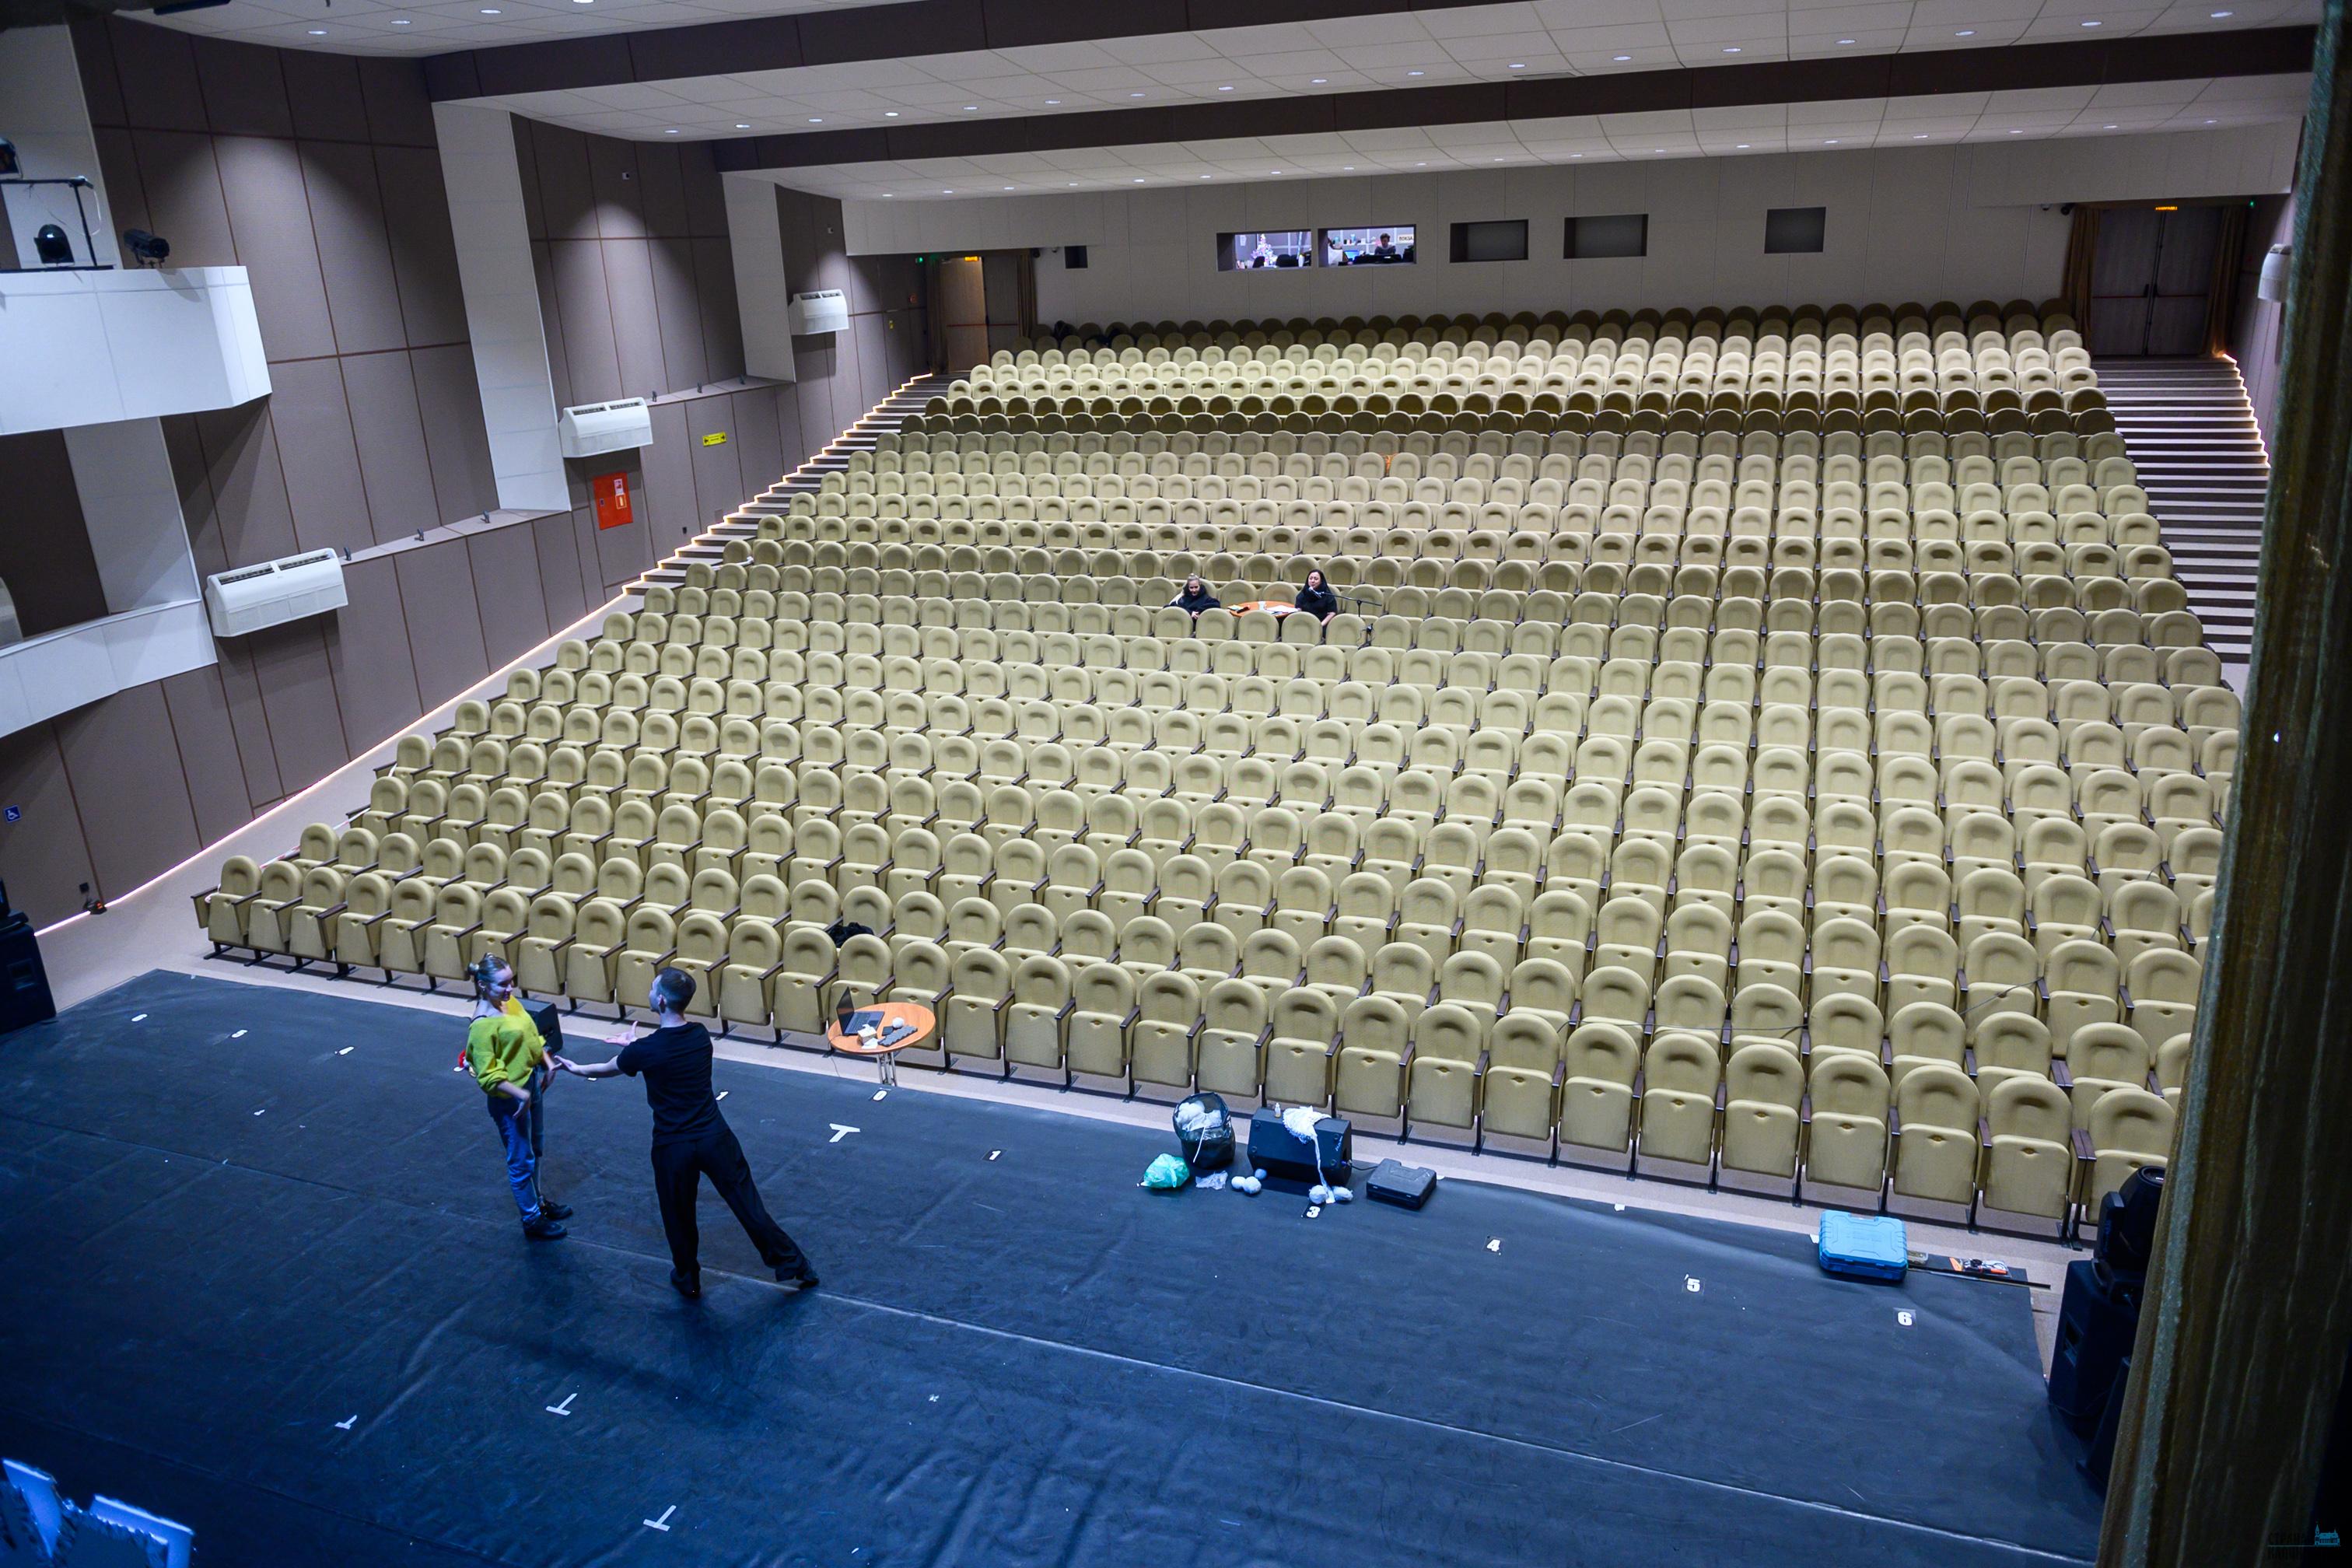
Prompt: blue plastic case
<box><xmin>1818</xmin><ymin>1211</ymin><xmax>1909</xmax><ymax>1282</ymax></box>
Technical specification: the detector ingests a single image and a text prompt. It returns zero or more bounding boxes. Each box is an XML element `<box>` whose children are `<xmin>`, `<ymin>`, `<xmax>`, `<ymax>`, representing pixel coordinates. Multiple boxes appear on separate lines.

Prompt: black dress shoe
<box><xmin>523</xmin><ymin>1214</ymin><xmax>569</xmax><ymax>1240</ymax></box>
<box><xmin>670</xmin><ymin>1269</ymin><xmax>702</xmax><ymax>1299</ymax></box>
<box><xmin>540</xmin><ymin>1199</ymin><xmax>575</xmax><ymax>1221</ymax></box>
<box><xmin>775</xmin><ymin>1266</ymin><xmax>819</xmax><ymax>1292</ymax></box>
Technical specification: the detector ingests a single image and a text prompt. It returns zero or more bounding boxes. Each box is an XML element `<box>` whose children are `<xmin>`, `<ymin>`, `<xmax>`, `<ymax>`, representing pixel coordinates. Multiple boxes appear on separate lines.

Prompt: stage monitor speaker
<box><xmin>2049</xmin><ymin>1258</ymin><xmax>2140</xmax><ymax>1424</ymax></box>
<box><xmin>1366</xmin><ymin>1158</ymin><xmax>1437</xmax><ymax>1209</ymax></box>
<box><xmin>1247</xmin><ymin>1108</ymin><xmax>1352</xmax><ymax>1187</ymax></box>
<box><xmin>2094</xmin><ymin>1167</ymin><xmax>2165</xmax><ymax>1304</ymax></box>
<box><xmin>0</xmin><ymin>881</ymin><xmax>56</xmax><ymax>1036</ymax></box>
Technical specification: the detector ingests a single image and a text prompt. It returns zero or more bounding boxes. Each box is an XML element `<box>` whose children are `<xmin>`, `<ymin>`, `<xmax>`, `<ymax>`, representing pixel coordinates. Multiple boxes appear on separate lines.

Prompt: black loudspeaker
<box><xmin>2095</xmin><ymin>1167</ymin><xmax>2165</xmax><ymax>1304</ymax></box>
<box><xmin>1366</xmin><ymin>1158</ymin><xmax>1437</xmax><ymax>1209</ymax></box>
<box><xmin>1247</xmin><ymin>1108</ymin><xmax>1352</xmax><ymax>1186</ymax></box>
<box><xmin>2081</xmin><ymin>1353</ymin><xmax>2131</xmax><ymax>1489</ymax></box>
<box><xmin>2049</xmin><ymin>1258</ymin><xmax>2140</xmax><ymax>1424</ymax></box>
<box><xmin>0</xmin><ymin>882</ymin><xmax>56</xmax><ymax>1035</ymax></box>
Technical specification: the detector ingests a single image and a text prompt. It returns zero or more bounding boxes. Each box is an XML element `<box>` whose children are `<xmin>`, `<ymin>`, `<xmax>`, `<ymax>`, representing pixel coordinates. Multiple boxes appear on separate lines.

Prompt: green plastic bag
<box><xmin>1143</xmin><ymin>1153</ymin><xmax>1192</xmax><ymax>1190</ymax></box>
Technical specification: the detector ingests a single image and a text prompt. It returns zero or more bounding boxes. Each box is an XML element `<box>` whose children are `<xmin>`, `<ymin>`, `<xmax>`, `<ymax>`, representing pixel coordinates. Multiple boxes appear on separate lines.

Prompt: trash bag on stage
<box><xmin>1173</xmin><ymin>1093</ymin><xmax>1234</xmax><ymax>1172</ymax></box>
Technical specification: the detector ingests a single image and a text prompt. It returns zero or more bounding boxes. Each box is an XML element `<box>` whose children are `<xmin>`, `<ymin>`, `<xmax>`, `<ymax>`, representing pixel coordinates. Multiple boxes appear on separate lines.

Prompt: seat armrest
<box><xmin>1122</xmin><ymin>1006</ymin><xmax>1143</xmax><ymax>1028</ymax></box>
<box><xmin>2052</xmin><ymin>1060</ymin><xmax>2074</xmax><ymax>1089</ymax></box>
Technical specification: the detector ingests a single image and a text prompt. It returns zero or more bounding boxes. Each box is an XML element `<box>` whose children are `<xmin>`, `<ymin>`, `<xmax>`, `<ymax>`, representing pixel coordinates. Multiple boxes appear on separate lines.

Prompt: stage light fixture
<box><xmin>33</xmin><ymin>224</ymin><xmax>73</xmax><ymax>265</ymax></box>
<box><xmin>123</xmin><ymin>228</ymin><xmax>171</xmax><ymax>265</ymax></box>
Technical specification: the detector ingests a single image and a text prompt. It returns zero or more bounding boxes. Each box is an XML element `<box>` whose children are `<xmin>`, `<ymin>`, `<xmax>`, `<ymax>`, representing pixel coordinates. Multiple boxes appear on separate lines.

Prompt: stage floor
<box><xmin>0</xmin><ymin>972</ymin><xmax>2102</xmax><ymax>1566</ymax></box>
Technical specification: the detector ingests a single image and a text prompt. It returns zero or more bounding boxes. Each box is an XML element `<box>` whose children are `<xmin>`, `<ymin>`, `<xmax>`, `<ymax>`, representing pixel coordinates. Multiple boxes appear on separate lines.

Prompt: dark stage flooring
<box><xmin>0</xmin><ymin>972</ymin><xmax>2102</xmax><ymax>1566</ymax></box>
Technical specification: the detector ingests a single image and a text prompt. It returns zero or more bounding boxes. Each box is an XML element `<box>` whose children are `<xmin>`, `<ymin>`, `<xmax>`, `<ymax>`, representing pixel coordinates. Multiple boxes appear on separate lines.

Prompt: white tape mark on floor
<box><xmin>988</xmin><ymin>1150</ymin><xmax>1001</xmax><ymax>1161</ymax></box>
<box><xmin>1685</xmin><ymin>1277</ymin><xmax>1703</xmax><ymax>1293</ymax></box>
<box><xmin>334</xmin><ymin>1415</ymin><xmax>357</xmax><ymax>1431</ymax></box>
<box><xmin>253</xmin><ymin>1109</ymin><xmax>266</xmax><ymax>1117</ymax></box>
<box><xmin>546</xmin><ymin>1392</ymin><xmax>576</xmax><ymax>1416</ymax></box>
<box><xmin>1486</xmin><ymin>1237</ymin><xmax>1502</xmax><ymax>1253</ymax></box>
<box><xmin>131</xmin><ymin>1015</ymin><xmax>147</xmax><ymax>1024</ymax></box>
<box><xmin>338</xmin><ymin>1047</ymin><xmax>353</xmax><ymax>1056</ymax></box>
<box><xmin>828</xmin><ymin>1124</ymin><xmax>860</xmax><ymax>1143</ymax></box>
<box><xmin>1896</xmin><ymin>1311</ymin><xmax>1915</xmax><ymax>1328</ymax></box>
<box><xmin>231</xmin><ymin>1029</ymin><xmax>248</xmax><ymax>1039</ymax></box>
<box><xmin>717</xmin><ymin>1090</ymin><xmax>729</xmax><ymax>1101</ymax></box>
<box><xmin>642</xmin><ymin>1506</ymin><xmax>676</xmax><ymax>1532</ymax></box>
<box><xmin>872</xmin><ymin>1089</ymin><xmax>888</xmax><ymax>1101</ymax></box>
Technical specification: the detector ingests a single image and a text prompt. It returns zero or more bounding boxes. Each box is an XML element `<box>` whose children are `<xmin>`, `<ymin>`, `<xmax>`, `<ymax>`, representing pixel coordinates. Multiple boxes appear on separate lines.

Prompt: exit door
<box><xmin>935</xmin><ymin>256</ymin><xmax>989</xmax><ymax>375</ymax></box>
<box><xmin>2087</xmin><ymin>205</ymin><xmax>2225</xmax><ymax>357</ymax></box>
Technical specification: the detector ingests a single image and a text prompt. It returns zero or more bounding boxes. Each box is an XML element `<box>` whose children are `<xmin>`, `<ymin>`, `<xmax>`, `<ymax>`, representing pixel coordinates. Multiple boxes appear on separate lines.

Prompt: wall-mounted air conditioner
<box><xmin>557</xmin><ymin>396</ymin><xmax>654</xmax><ymax>459</ymax></box>
<box><xmin>203</xmin><ymin>550</ymin><xmax>348</xmax><ymax>637</ymax></box>
<box><xmin>789</xmin><ymin>289</ymin><xmax>849</xmax><ymax>335</ymax></box>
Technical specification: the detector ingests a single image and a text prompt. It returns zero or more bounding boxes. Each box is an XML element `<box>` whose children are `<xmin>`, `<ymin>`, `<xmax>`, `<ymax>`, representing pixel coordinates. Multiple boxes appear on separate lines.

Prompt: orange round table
<box><xmin>826</xmin><ymin>1001</ymin><xmax>936</xmax><ymax>1084</ymax></box>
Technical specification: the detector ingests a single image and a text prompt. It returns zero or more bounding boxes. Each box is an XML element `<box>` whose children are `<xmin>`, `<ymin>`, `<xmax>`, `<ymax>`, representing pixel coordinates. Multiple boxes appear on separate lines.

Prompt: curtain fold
<box><xmin>2060</xmin><ymin>205</ymin><xmax>2102</xmax><ymax>327</ymax></box>
<box><xmin>2205</xmin><ymin>201</ymin><xmax>2252</xmax><ymax>356</ymax></box>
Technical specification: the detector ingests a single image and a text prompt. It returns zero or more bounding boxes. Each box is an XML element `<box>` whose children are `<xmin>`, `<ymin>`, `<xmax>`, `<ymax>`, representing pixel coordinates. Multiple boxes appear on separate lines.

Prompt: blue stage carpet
<box><xmin>0</xmin><ymin>971</ymin><xmax>2102</xmax><ymax>1566</ymax></box>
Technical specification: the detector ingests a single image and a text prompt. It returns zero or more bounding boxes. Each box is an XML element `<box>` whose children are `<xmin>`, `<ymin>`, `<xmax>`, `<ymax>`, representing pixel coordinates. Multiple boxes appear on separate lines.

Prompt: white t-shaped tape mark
<box><xmin>546</xmin><ymin>1392</ymin><xmax>576</xmax><ymax>1416</ymax></box>
<box><xmin>334</xmin><ymin>1415</ymin><xmax>357</xmax><ymax>1431</ymax></box>
<box><xmin>828</xmin><ymin>1123</ymin><xmax>860</xmax><ymax>1143</ymax></box>
<box><xmin>642</xmin><ymin>1506</ymin><xmax>676</xmax><ymax>1532</ymax></box>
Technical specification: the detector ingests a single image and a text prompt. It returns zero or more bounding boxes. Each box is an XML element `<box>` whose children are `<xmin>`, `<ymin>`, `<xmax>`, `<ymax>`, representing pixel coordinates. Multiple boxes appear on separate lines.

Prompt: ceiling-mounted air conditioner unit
<box><xmin>789</xmin><ymin>289</ymin><xmax>849</xmax><ymax>334</ymax></box>
<box><xmin>557</xmin><ymin>396</ymin><xmax>654</xmax><ymax>459</ymax></box>
<box><xmin>203</xmin><ymin>549</ymin><xmax>348</xmax><ymax>637</ymax></box>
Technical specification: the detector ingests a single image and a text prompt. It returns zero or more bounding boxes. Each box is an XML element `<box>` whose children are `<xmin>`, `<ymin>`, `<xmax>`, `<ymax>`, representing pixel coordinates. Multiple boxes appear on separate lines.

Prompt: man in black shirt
<box><xmin>553</xmin><ymin>968</ymin><xmax>818</xmax><ymax>1299</ymax></box>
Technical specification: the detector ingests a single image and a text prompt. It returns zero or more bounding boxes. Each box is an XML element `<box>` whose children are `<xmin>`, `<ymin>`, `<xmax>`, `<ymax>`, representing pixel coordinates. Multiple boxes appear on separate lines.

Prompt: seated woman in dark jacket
<box><xmin>1293</xmin><ymin>568</ymin><xmax>1339</xmax><ymax>621</ymax></box>
<box><xmin>1171</xmin><ymin>576</ymin><xmax>1221</xmax><ymax>614</ymax></box>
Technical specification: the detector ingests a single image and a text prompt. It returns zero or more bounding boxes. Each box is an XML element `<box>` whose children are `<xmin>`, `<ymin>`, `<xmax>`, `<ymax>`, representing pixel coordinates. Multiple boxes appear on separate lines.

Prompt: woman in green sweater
<box><xmin>465</xmin><ymin>956</ymin><xmax>571</xmax><ymax>1240</ymax></box>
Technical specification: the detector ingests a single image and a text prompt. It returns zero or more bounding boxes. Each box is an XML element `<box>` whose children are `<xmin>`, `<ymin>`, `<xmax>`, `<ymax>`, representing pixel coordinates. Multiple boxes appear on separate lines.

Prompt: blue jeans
<box><xmin>488</xmin><ymin>1087</ymin><xmax>542</xmax><ymax>1223</ymax></box>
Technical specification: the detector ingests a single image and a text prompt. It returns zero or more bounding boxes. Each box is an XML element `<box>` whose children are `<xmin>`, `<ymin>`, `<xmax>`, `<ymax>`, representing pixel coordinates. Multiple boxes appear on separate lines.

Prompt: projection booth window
<box><xmin>1322</xmin><ymin>226</ymin><xmax>1416</xmax><ymax>265</ymax></box>
<box><xmin>1220</xmin><ymin>230</ymin><xmax>1314</xmax><ymax>271</ymax></box>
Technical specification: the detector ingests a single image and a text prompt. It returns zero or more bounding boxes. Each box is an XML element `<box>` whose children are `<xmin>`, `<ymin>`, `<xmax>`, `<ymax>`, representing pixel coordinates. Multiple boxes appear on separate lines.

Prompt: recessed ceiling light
<box><xmin>1134</xmin><ymin>177</ymin><xmax>1146</xmax><ymax>182</ymax></box>
<box><xmin>1045</xmin><ymin>100</ymin><xmax>1059</xmax><ymax>105</ymax></box>
<box><xmin>1723</xmin><ymin>46</ymin><xmax>1741</xmax><ymax>53</ymax></box>
<box><xmin>1494</xmin><ymin>156</ymin><xmax>1507</xmax><ymax>162</ymax></box>
<box><xmin>883</xmin><ymin>194</ymin><xmax>894</xmax><ymax>198</ymax></box>
<box><xmin>964</xmin><ymin>105</ymin><xmax>978</xmax><ymax>110</ymax></box>
<box><xmin>1311</xmin><ymin>78</ymin><xmax>1327</xmax><ymax>84</ymax></box>
<box><xmin>390</xmin><ymin>16</ymin><xmax>408</xmax><ymax>22</ymax></box>
<box><xmin>1343</xmin><ymin>165</ymin><xmax>1354</xmax><ymax>170</ymax></box>
<box><xmin>1416</xmin><ymin>161</ymin><xmax>1426</xmax><ymax>166</ymax></box>
<box><xmin>1955</xmin><ymin>28</ymin><xmax>1974</xmax><ymax>35</ymax></box>
<box><xmin>307</xmin><ymin>26</ymin><xmax>324</xmax><ymax>33</ymax></box>
<box><xmin>1407</xmin><ymin>70</ymin><xmax>1424</xmax><ymax>76</ymax></box>
<box><xmin>1913</xmin><ymin>132</ymin><xmax>1928</xmax><ymax>138</ymax></box>
<box><xmin>1509</xmin><ymin>62</ymin><xmax>1526</xmax><ymax>68</ymax></box>
<box><xmin>1614</xmin><ymin>54</ymin><xmax>1632</xmax><ymax>61</ymax></box>
<box><xmin>1200</xmin><ymin>173</ymin><xmax>1212</xmax><ymax>179</ymax></box>
<box><xmin>1129</xmin><ymin>92</ymin><xmax>1144</xmax><ymax>98</ymax></box>
<box><xmin>1270</xmin><ymin>170</ymin><xmax>1280</xmax><ymax>174</ymax></box>
<box><xmin>1654</xmin><ymin>147</ymin><xmax>1664</xmax><ymax>152</ymax></box>
<box><xmin>943</xmin><ymin>189</ymin><xmax>954</xmax><ymax>194</ymax></box>
<box><xmin>478</xmin><ymin>7</ymin><xmax>498</xmax><ymax>13</ymax></box>
<box><xmin>1218</xmin><ymin>85</ymin><xmax>1234</xmax><ymax>92</ymax></box>
<box><xmin>2009</xmin><ymin>128</ymin><xmax>2023</xmax><ymax>134</ymax></box>
<box><xmin>664</xmin><ymin>128</ymin><xmax>678</xmax><ymax>135</ymax></box>
<box><xmin>1736</xmin><ymin>142</ymin><xmax>1750</xmax><ymax>149</ymax></box>
<box><xmin>2205</xmin><ymin>117</ymin><xmax>2217</xmax><ymax>123</ymax></box>
<box><xmin>2080</xmin><ymin>18</ymin><xmax>2100</xmax><ymax>25</ymax></box>
<box><xmin>2104</xmin><ymin>123</ymin><xmax>2117</xmax><ymax>128</ymax></box>
<box><xmin>2210</xmin><ymin>8</ymin><xmax>2234</xmax><ymax>14</ymax></box>
<box><xmin>885</xmin><ymin>111</ymin><xmax>899</xmax><ymax>117</ymax></box>
<box><xmin>1571</xmin><ymin>152</ymin><xmax>1583</xmax><ymax>158</ymax></box>
<box><xmin>1003</xmin><ymin>186</ymin><xmax>1013</xmax><ymax>191</ymax></box>
<box><xmin>1837</xmin><ymin>37</ymin><xmax>1855</xmax><ymax>44</ymax></box>
<box><xmin>809</xmin><ymin>117</ymin><xmax>823</xmax><ymax>123</ymax></box>
<box><xmin>736</xmin><ymin>123</ymin><xmax>750</xmax><ymax>130</ymax></box>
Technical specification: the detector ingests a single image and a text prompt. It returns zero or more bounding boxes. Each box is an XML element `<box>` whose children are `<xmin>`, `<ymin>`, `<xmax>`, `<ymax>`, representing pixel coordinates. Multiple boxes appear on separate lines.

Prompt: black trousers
<box><xmin>649</xmin><ymin>1122</ymin><xmax>810</xmax><ymax>1280</ymax></box>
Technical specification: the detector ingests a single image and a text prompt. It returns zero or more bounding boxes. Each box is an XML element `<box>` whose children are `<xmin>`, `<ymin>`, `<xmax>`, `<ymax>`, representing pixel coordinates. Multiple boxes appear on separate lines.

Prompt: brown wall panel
<box><xmin>104</xmin><ymin>17</ymin><xmax>208</xmax><ymax>133</ymax></box>
<box><xmin>681</xmin><ymin>143</ymin><xmax>728</xmax><ymax>238</ymax></box>
<box><xmin>323</xmin><ymin>556</ymin><xmax>425</xmax><ymax>753</ymax></box>
<box><xmin>637</xmin><ymin>403</ymin><xmax>698</xmax><ymax>545</ymax></box>
<box><xmin>0</xmin><ymin>433</ymin><xmax>110</xmax><ymax>638</ymax></box>
<box><xmin>0</xmin><ymin>725</ymin><xmax>100</xmax><ymax>926</ymax></box>
<box><xmin>245</xmin><ymin>621</ymin><xmax>352</xmax><ymax>795</ymax></box>
<box><xmin>468</xmin><ymin>523</ymin><xmax>551</xmax><ymax>669</ymax></box>
<box><xmin>212</xmin><ymin>639</ymin><xmax>286</xmax><ymax>810</ymax></box>
<box><xmin>52</xmin><ymin>683</ymin><xmax>205</xmax><ymax>904</ymax></box>
<box><xmin>131</xmin><ymin>131</ymin><xmax>236</xmax><ymax>268</ymax></box>
<box><xmin>530</xmin><ymin>121</ymin><xmax>597</xmax><ymax>242</ymax></box>
<box><xmin>684</xmin><ymin>394</ymin><xmax>745</xmax><ymax>529</ymax></box>
<box><xmin>394</xmin><ymin>541</ymin><xmax>492</xmax><ymax>708</ymax></box>
<box><xmin>601</xmin><ymin>237</ymin><xmax>670</xmax><ymax>397</ymax></box>
<box><xmin>282</xmin><ymin>49</ymin><xmax>371</xmax><ymax>144</ymax></box>
<box><xmin>530</xmin><ymin>511</ymin><xmax>592</xmax><ymax>632</ymax></box>
<box><xmin>513</xmin><ymin>114</ymin><xmax>548</xmax><ymax>241</ymax></box>
<box><xmin>213</xmin><ymin>134</ymin><xmax>338</xmax><ymax>361</ymax></box>
<box><xmin>69</xmin><ymin>16</ymin><xmax>126</xmax><ymax>130</ymax></box>
<box><xmin>338</xmin><ymin>351</ymin><xmax>443</xmax><ymax>544</ymax></box>
<box><xmin>161</xmin><ymin>667</ymin><xmax>261</xmax><ymax>847</ymax></box>
<box><xmin>191</xmin><ymin>37</ymin><xmax>293</xmax><ymax>139</ymax></box>
<box><xmin>300</xmin><ymin>139</ymin><xmax>409</xmax><ymax>356</ymax></box>
<box><xmin>189</xmin><ymin>403</ymin><xmax>299</xmax><ymax>573</ymax></box>
<box><xmin>649</xmin><ymin>233</ymin><xmax>711</xmax><ymax>390</ymax></box>
<box><xmin>635</xmin><ymin>142</ymin><xmax>691</xmax><ymax>238</ymax></box>
<box><xmin>729</xmin><ymin>387</ymin><xmax>785</xmax><ymax>493</ymax></box>
<box><xmin>586</xmin><ymin>135</ymin><xmax>646</xmax><ymax>240</ymax></box>
<box><xmin>410</xmin><ymin>345</ymin><xmax>500</xmax><ymax>523</ymax></box>
<box><xmin>546</xmin><ymin>240</ymin><xmax>623</xmax><ymax>405</ymax></box>
<box><xmin>375</xmin><ymin>146</ymin><xmax>470</xmax><ymax>348</ymax></box>
<box><xmin>358</xmin><ymin>58</ymin><xmax>439</xmax><ymax>149</ymax></box>
<box><xmin>773</xmin><ymin>381</ymin><xmax>808</xmax><ymax>474</ymax></box>
<box><xmin>530</xmin><ymin>241</ymin><xmax>576</xmax><ymax>410</ymax></box>
<box><xmin>264</xmin><ymin>358</ymin><xmax>375</xmax><ymax>557</ymax></box>
<box><xmin>691</xmin><ymin>236</ymin><xmax>747</xmax><ymax>382</ymax></box>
